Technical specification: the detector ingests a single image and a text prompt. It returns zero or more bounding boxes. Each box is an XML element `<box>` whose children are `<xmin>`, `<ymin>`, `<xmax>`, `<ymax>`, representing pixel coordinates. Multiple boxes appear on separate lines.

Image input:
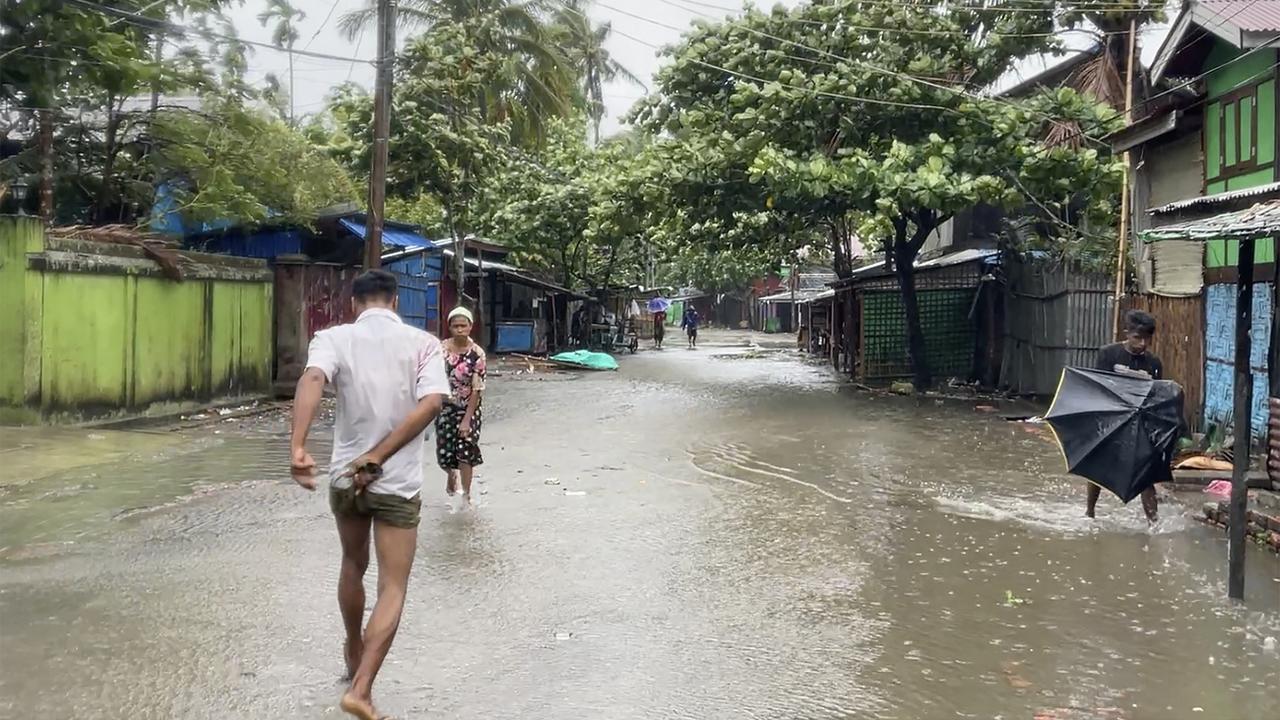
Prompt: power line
<box><xmin>64</xmin><ymin>0</ymin><xmax>373</xmax><ymax>65</ymax></box>
<box><xmin>668</xmin><ymin>0</ymin><xmax>1171</xmax><ymax>16</ymax></box>
<box><xmin>304</xmin><ymin>0</ymin><xmax>345</xmax><ymax>52</ymax></box>
<box><xmin>598</xmin><ymin>0</ymin><xmax>1280</xmax><ymax>153</ymax></box>
<box><xmin>565</xmin><ymin>3</ymin><xmax>970</xmax><ymax>113</ymax></box>
<box><xmin>658</xmin><ymin>0</ymin><xmax>1155</xmax><ymax>39</ymax></box>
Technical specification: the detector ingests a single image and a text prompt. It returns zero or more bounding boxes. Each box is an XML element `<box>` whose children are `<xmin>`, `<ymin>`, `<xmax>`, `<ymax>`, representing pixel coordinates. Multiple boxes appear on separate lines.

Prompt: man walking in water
<box><xmin>681</xmin><ymin>306</ymin><xmax>700</xmax><ymax>348</ymax></box>
<box><xmin>290</xmin><ymin>270</ymin><xmax>450</xmax><ymax>720</ymax></box>
<box><xmin>1089</xmin><ymin>309</ymin><xmax>1165</xmax><ymax>522</ymax></box>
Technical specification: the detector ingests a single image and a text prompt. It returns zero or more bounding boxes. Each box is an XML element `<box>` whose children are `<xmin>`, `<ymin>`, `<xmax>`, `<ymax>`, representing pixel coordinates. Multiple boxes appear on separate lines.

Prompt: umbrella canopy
<box><xmin>1044</xmin><ymin>367</ymin><xmax>1184</xmax><ymax>503</ymax></box>
<box><xmin>647</xmin><ymin>297</ymin><xmax>671</xmax><ymax>313</ymax></box>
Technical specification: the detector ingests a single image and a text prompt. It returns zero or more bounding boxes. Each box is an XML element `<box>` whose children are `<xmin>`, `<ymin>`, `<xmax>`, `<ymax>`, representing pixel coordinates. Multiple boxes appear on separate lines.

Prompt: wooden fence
<box><xmin>1121</xmin><ymin>294</ymin><xmax>1205</xmax><ymax>430</ymax></box>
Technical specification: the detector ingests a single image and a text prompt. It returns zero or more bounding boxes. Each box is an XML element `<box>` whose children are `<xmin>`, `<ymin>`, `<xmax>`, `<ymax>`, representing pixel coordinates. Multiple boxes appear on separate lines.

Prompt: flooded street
<box><xmin>2</xmin><ymin>330</ymin><xmax>1278</xmax><ymax>719</ymax></box>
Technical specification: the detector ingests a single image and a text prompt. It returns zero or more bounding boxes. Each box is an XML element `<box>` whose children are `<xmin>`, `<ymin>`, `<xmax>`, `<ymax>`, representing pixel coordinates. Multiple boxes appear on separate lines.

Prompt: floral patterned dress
<box><xmin>436</xmin><ymin>342</ymin><xmax>486</xmax><ymax>470</ymax></box>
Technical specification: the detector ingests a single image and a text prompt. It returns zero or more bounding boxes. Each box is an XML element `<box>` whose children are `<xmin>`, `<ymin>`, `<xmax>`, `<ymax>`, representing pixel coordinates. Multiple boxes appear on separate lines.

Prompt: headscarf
<box><xmin>448</xmin><ymin>307</ymin><xmax>474</xmax><ymax>323</ymax></box>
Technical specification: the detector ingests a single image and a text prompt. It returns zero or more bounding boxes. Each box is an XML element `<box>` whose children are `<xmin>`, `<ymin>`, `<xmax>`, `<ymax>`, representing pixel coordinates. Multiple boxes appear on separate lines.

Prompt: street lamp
<box><xmin>9</xmin><ymin>178</ymin><xmax>29</xmax><ymax>216</ymax></box>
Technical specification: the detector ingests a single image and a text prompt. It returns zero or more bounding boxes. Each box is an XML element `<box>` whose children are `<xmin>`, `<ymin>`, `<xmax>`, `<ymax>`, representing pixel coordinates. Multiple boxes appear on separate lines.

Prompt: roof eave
<box><xmin>1151</xmin><ymin>6</ymin><xmax>1195</xmax><ymax>86</ymax></box>
<box><xmin>1189</xmin><ymin>2</ymin><xmax>1249</xmax><ymax>46</ymax></box>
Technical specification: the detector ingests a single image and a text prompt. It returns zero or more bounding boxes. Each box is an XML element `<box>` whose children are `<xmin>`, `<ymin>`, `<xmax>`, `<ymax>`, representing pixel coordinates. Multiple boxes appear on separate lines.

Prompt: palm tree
<box><xmin>258</xmin><ymin>0</ymin><xmax>306</xmax><ymax>125</ymax></box>
<box><xmin>553</xmin><ymin>0</ymin><xmax>646</xmax><ymax>144</ymax></box>
<box><xmin>340</xmin><ymin>0</ymin><xmax>576</xmax><ymax>144</ymax></box>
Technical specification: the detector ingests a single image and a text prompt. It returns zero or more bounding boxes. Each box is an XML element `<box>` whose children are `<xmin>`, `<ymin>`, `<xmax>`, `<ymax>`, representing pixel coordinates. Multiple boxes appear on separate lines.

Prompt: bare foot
<box><xmin>340</xmin><ymin>691</ymin><xmax>383</xmax><ymax>720</ymax></box>
<box><xmin>445</xmin><ymin>473</ymin><xmax>458</xmax><ymax>496</ymax></box>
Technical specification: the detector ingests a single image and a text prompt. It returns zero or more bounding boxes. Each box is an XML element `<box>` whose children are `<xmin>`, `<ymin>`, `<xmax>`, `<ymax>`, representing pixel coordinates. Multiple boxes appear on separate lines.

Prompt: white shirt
<box><xmin>305</xmin><ymin>308</ymin><xmax>450</xmax><ymax>499</ymax></box>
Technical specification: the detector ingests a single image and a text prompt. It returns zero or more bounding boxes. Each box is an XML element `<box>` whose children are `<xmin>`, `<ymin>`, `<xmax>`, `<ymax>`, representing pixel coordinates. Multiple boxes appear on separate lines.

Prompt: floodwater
<box><xmin>1</xmin><ymin>330</ymin><xmax>1278</xmax><ymax>720</ymax></box>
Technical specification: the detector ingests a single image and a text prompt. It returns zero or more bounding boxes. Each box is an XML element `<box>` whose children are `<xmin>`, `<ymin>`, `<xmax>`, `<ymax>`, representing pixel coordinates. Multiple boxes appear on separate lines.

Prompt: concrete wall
<box><xmin>0</xmin><ymin>216</ymin><xmax>273</xmax><ymax>423</ymax></box>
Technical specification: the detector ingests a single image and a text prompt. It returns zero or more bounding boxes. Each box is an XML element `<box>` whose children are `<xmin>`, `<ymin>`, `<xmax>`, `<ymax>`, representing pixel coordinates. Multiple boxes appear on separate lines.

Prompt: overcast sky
<box><xmin>222</xmin><ymin>0</ymin><xmax>1169</xmax><ymax>138</ymax></box>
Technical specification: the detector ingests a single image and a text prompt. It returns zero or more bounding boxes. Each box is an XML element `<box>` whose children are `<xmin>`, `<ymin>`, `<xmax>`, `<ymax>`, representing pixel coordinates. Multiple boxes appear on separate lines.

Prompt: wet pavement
<box><xmin>1</xmin><ymin>330</ymin><xmax>1278</xmax><ymax>719</ymax></box>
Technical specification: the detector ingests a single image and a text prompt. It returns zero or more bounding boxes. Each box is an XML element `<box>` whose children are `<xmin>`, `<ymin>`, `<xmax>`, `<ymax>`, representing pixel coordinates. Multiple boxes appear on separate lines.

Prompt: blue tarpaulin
<box><xmin>338</xmin><ymin>218</ymin><xmax>433</xmax><ymax>249</ymax></box>
<box><xmin>549</xmin><ymin>350</ymin><xmax>618</xmax><ymax>371</ymax></box>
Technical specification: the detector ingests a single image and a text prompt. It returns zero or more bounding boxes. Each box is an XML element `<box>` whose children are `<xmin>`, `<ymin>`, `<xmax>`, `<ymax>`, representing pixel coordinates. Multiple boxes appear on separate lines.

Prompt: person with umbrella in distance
<box><xmin>1045</xmin><ymin>310</ymin><xmax>1183</xmax><ymax>524</ymax></box>
<box><xmin>648</xmin><ymin>297</ymin><xmax>670</xmax><ymax>349</ymax></box>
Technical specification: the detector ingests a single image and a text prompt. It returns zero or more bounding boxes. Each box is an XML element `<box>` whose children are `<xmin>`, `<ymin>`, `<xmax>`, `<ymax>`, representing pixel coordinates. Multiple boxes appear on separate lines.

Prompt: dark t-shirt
<box><xmin>1095</xmin><ymin>343</ymin><xmax>1163</xmax><ymax>379</ymax></box>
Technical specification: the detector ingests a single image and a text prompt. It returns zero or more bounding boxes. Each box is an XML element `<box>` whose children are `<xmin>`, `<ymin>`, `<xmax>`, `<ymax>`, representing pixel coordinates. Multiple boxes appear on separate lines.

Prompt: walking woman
<box><xmin>438</xmin><ymin>307</ymin><xmax>486</xmax><ymax>502</ymax></box>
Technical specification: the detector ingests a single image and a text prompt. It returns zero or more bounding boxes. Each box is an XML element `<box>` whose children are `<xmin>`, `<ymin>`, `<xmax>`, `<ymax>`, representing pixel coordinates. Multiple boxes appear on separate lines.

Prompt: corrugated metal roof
<box><xmin>831</xmin><ymin>248</ymin><xmax>999</xmax><ymax>288</ymax></box>
<box><xmin>1143</xmin><ymin>199</ymin><xmax>1280</xmax><ymax>241</ymax></box>
<box><xmin>500</xmin><ymin>270</ymin><xmax>589</xmax><ymax>299</ymax></box>
<box><xmin>797</xmin><ymin>272</ymin><xmax>838</xmax><ymax>290</ymax></box>
<box><xmin>915</xmin><ymin>248</ymin><xmax>999</xmax><ymax>270</ymax></box>
<box><xmin>440</xmin><ymin>248</ymin><xmax>519</xmax><ymax>273</ymax></box>
<box><xmin>1199</xmin><ymin>1</ymin><xmax>1280</xmax><ymax>32</ymax></box>
<box><xmin>1149</xmin><ymin>181</ymin><xmax>1280</xmax><ymax>214</ymax></box>
<box><xmin>338</xmin><ymin>217</ymin><xmax>432</xmax><ymax>249</ymax></box>
<box><xmin>759</xmin><ymin>288</ymin><xmax>827</xmax><ymax>303</ymax></box>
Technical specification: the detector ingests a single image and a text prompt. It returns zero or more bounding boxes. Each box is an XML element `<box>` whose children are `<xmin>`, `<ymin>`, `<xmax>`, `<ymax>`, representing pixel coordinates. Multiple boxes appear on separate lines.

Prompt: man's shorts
<box><xmin>329</xmin><ymin>485</ymin><xmax>421</xmax><ymax>529</ymax></box>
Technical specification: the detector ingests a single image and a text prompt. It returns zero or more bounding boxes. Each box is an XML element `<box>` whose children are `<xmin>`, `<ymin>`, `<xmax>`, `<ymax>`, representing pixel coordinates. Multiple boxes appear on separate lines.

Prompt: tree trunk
<box><xmin>599</xmin><ymin>238</ymin><xmax>622</xmax><ymax>292</ymax></box>
<box><xmin>446</xmin><ymin>204</ymin><xmax>468</xmax><ymax>309</ymax></box>
<box><xmin>454</xmin><ymin>236</ymin><xmax>468</xmax><ymax>306</ymax></box>
<box><xmin>891</xmin><ymin>216</ymin><xmax>937</xmax><ymax>389</ymax></box>
<box><xmin>95</xmin><ymin>98</ymin><xmax>122</xmax><ymax>224</ymax></box>
<box><xmin>37</xmin><ymin>108</ymin><xmax>54</xmax><ymax>222</ymax></box>
<box><xmin>830</xmin><ymin>222</ymin><xmax>852</xmax><ymax>279</ymax></box>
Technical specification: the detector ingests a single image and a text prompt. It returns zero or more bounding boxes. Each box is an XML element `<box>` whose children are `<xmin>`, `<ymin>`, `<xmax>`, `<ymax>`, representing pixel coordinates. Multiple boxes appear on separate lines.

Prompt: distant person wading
<box><xmin>1089</xmin><ymin>309</ymin><xmax>1166</xmax><ymax>522</ymax></box>
<box><xmin>681</xmin><ymin>307</ymin><xmax>700</xmax><ymax>349</ymax></box>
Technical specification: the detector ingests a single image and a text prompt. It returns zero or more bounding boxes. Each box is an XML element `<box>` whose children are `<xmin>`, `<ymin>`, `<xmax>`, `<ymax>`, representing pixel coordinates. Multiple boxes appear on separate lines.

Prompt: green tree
<box><xmin>0</xmin><ymin>0</ymin><xmax>240</xmax><ymax>222</ymax></box>
<box><xmin>474</xmin><ymin>116</ymin><xmax>595</xmax><ymax>286</ymax></box>
<box><xmin>472</xmin><ymin>116</ymin><xmax>652</xmax><ymax>290</ymax></box>
<box><xmin>0</xmin><ymin>0</ymin><xmax>352</xmax><ymax>227</ymax></box>
<box><xmin>150</xmin><ymin>98</ymin><xmax>358</xmax><ymax>227</ymax></box>
<box><xmin>257</xmin><ymin>0</ymin><xmax>306</xmax><ymax>125</ymax></box>
<box><xmin>633</xmin><ymin>1</ymin><xmax>1123</xmax><ymax>388</ymax></box>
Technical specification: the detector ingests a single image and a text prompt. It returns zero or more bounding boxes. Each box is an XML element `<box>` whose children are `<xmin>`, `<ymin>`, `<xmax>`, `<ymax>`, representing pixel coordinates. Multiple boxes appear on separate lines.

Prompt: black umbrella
<box><xmin>1044</xmin><ymin>367</ymin><xmax>1185</xmax><ymax>503</ymax></box>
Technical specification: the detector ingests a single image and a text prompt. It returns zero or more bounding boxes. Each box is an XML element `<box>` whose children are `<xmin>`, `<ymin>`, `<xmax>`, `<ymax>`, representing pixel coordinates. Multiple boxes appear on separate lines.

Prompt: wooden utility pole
<box><xmin>364</xmin><ymin>0</ymin><xmax>396</xmax><ymax>269</ymax></box>
<box><xmin>1111</xmin><ymin>19</ymin><xmax>1139</xmax><ymax>337</ymax></box>
<box><xmin>1227</xmin><ymin>237</ymin><xmax>1256</xmax><ymax>600</ymax></box>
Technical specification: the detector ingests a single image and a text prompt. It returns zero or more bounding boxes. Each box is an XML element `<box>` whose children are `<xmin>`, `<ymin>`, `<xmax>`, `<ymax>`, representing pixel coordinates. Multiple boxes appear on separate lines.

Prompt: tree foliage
<box><xmin>630</xmin><ymin>0</ymin><xmax>1125</xmax><ymax>386</ymax></box>
<box><xmin>1</xmin><ymin>0</ymin><xmax>356</xmax><ymax>228</ymax></box>
<box><xmin>151</xmin><ymin>99</ymin><xmax>357</xmax><ymax>226</ymax></box>
<box><xmin>473</xmin><ymin>116</ymin><xmax>652</xmax><ymax>290</ymax></box>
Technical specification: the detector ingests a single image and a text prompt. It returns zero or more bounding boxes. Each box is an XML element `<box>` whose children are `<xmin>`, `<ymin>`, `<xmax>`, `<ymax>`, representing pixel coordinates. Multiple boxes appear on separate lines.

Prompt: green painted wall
<box><xmin>39</xmin><ymin>273</ymin><xmax>131</xmax><ymax>411</ymax></box>
<box><xmin>0</xmin><ymin>217</ymin><xmax>274</xmax><ymax>423</ymax></box>
<box><xmin>1203</xmin><ymin>43</ymin><xmax>1276</xmax><ymax>187</ymax></box>
<box><xmin>0</xmin><ymin>217</ymin><xmax>49</xmax><ymax>423</ymax></box>
<box><xmin>1201</xmin><ymin>42</ymin><xmax>1279</xmax><ymax>268</ymax></box>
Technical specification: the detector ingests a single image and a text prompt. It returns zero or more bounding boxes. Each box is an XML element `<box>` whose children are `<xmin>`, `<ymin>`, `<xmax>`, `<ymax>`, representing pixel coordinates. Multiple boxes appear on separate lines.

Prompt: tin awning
<box><xmin>1142</xmin><ymin>199</ymin><xmax>1280</xmax><ymax>242</ymax></box>
<box><xmin>1150</xmin><ymin>181</ymin><xmax>1280</xmax><ymax>215</ymax></box>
